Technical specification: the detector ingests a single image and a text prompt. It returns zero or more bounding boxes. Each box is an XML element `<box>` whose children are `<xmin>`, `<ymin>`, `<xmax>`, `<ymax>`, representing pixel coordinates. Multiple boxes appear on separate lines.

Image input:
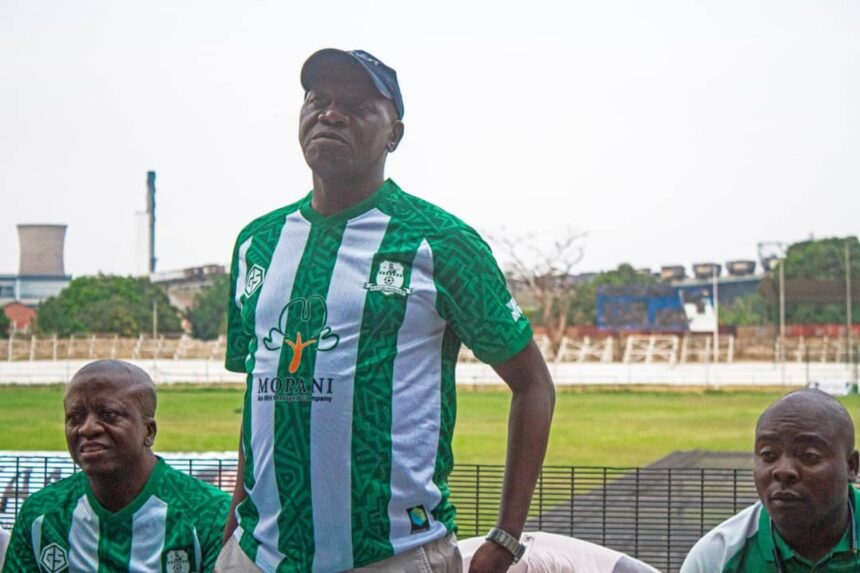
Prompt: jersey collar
<box><xmin>300</xmin><ymin>178</ymin><xmax>399</xmax><ymax>226</ymax></box>
<box><xmin>760</xmin><ymin>486</ymin><xmax>859</xmax><ymax>570</ymax></box>
<box><xmin>84</xmin><ymin>457</ymin><xmax>166</xmax><ymax>522</ymax></box>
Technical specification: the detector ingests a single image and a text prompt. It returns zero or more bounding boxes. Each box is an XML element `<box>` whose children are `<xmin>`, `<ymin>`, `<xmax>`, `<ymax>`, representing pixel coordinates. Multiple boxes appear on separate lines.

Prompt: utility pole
<box><xmin>152</xmin><ymin>301</ymin><xmax>158</xmax><ymax>340</ymax></box>
<box><xmin>847</xmin><ymin>240</ymin><xmax>853</xmax><ymax>366</ymax></box>
<box><xmin>779</xmin><ymin>259</ymin><xmax>786</xmax><ymax>361</ymax></box>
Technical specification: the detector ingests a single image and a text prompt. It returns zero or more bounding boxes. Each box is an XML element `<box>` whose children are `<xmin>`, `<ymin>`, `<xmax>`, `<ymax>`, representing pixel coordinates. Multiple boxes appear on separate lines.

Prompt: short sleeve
<box><xmin>225</xmin><ymin>234</ymin><xmax>252</xmax><ymax>373</ymax></box>
<box><xmin>199</xmin><ymin>492</ymin><xmax>231</xmax><ymax>573</ymax></box>
<box><xmin>2</xmin><ymin>504</ymin><xmax>37</xmax><ymax>572</ymax></box>
<box><xmin>430</xmin><ymin>227</ymin><xmax>532</xmax><ymax>364</ymax></box>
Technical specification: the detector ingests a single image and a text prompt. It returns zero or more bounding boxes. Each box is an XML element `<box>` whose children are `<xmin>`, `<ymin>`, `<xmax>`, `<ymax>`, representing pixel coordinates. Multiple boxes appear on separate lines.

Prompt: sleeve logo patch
<box><xmin>40</xmin><ymin>543</ymin><xmax>68</xmax><ymax>573</ymax></box>
<box><xmin>507</xmin><ymin>297</ymin><xmax>524</xmax><ymax>322</ymax></box>
<box><xmin>364</xmin><ymin>261</ymin><xmax>412</xmax><ymax>297</ymax></box>
<box><xmin>245</xmin><ymin>264</ymin><xmax>265</xmax><ymax>297</ymax></box>
<box><xmin>407</xmin><ymin>505</ymin><xmax>431</xmax><ymax>533</ymax></box>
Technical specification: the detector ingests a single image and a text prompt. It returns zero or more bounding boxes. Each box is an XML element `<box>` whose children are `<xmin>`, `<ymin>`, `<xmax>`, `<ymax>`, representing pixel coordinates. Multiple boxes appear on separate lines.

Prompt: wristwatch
<box><xmin>485</xmin><ymin>527</ymin><xmax>526</xmax><ymax>564</ymax></box>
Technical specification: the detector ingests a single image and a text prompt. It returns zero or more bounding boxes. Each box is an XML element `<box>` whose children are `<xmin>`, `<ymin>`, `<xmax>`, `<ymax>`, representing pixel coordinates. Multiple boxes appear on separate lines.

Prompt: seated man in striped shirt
<box><xmin>2</xmin><ymin>360</ymin><xmax>231</xmax><ymax>573</ymax></box>
<box><xmin>681</xmin><ymin>389</ymin><xmax>860</xmax><ymax>573</ymax></box>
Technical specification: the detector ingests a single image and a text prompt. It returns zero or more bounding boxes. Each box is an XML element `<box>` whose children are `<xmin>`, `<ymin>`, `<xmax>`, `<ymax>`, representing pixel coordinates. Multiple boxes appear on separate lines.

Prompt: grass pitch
<box><xmin>2</xmin><ymin>385</ymin><xmax>858</xmax><ymax>467</ymax></box>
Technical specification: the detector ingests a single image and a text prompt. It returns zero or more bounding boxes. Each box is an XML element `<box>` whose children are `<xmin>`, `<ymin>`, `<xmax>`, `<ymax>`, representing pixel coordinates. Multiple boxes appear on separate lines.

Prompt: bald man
<box><xmin>681</xmin><ymin>389</ymin><xmax>860</xmax><ymax>572</ymax></box>
<box><xmin>2</xmin><ymin>360</ymin><xmax>231</xmax><ymax>573</ymax></box>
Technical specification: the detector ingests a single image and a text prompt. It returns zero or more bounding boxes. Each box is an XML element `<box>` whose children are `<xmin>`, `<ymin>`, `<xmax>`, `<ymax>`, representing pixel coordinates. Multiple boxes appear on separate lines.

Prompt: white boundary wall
<box><xmin>0</xmin><ymin>359</ymin><xmax>855</xmax><ymax>388</ymax></box>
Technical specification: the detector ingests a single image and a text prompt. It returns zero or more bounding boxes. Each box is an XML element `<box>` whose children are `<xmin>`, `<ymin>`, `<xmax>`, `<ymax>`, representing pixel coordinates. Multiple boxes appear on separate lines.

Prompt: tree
<box><xmin>187</xmin><ymin>274</ymin><xmax>230</xmax><ymax>340</ymax></box>
<box><xmin>759</xmin><ymin>236</ymin><xmax>860</xmax><ymax>324</ymax></box>
<box><xmin>568</xmin><ymin>263</ymin><xmax>657</xmax><ymax>326</ymax></box>
<box><xmin>492</xmin><ymin>229</ymin><xmax>585</xmax><ymax>358</ymax></box>
<box><xmin>719</xmin><ymin>292</ymin><xmax>769</xmax><ymax>327</ymax></box>
<box><xmin>35</xmin><ymin>275</ymin><xmax>182</xmax><ymax>337</ymax></box>
<box><xmin>0</xmin><ymin>307</ymin><xmax>10</xmax><ymax>338</ymax></box>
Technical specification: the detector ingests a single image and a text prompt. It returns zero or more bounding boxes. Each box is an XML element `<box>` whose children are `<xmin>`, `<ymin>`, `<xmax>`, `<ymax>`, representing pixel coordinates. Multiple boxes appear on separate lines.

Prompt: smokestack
<box><xmin>147</xmin><ymin>171</ymin><xmax>156</xmax><ymax>273</ymax></box>
<box><xmin>18</xmin><ymin>224</ymin><xmax>67</xmax><ymax>276</ymax></box>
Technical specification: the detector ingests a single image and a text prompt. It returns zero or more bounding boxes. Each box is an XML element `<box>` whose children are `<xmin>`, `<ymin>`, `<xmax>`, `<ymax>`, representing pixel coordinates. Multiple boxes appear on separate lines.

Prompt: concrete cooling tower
<box><xmin>17</xmin><ymin>224</ymin><xmax>67</xmax><ymax>276</ymax></box>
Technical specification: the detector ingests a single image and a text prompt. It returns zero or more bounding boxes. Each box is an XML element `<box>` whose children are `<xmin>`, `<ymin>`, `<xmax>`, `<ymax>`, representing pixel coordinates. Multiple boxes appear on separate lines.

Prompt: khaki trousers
<box><xmin>215</xmin><ymin>532</ymin><xmax>461</xmax><ymax>573</ymax></box>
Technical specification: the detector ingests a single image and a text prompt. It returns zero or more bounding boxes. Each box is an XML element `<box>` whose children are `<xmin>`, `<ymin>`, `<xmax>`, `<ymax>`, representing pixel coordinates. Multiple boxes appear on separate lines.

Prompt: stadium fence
<box><xmin>1</xmin><ymin>454</ymin><xmax>761</xmax><ymax>572</ymax></box>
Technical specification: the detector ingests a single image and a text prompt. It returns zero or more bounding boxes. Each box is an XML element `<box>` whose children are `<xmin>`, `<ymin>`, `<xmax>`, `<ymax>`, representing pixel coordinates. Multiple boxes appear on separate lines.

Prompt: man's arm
<box><xmin>223</xmin><ymin>434</ymin><xmax>247</xmax><ymax>545</ymax></box>
<box><xmin>468</xmin><ymin>339</ymin><xmax>555</xmax><ymax>573</ymax></box>
<box><xmin>1</xmin><ymin>509</ymin><xmax>37</xmax><ymax>573</ymax></box>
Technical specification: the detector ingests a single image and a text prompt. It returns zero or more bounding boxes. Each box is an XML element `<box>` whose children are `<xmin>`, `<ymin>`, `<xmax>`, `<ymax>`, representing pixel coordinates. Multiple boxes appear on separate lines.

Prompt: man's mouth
<box><xmin>79</xmin><ymin>442</ymin><xmax>108</xmax><ymax>455</ymax></box>
<box><xmin>770</xmin><ymin>491</ymin><xmax>804</xmax><ymax>505</ymax></box>
<box><xmin>311</xmin><ymin>132</ymin><xmax>348</xmax><ymax>145</ymax></box>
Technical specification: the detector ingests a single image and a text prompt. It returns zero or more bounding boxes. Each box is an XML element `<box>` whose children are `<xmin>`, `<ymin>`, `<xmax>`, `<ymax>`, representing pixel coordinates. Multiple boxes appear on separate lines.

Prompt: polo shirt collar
<box><xmin>759</xmin><ymin>486</ymin><xmax>860</xmax><ymax>567</ymax></box>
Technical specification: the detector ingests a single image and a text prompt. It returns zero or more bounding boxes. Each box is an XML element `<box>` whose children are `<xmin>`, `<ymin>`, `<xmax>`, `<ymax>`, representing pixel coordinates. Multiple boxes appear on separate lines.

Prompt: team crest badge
<box><xmin>165</xmin><ymin>549</ymin><xmax>191</xmax><ymax>573</ymax></box>
<box><xmin>364</xmin><ymin>261</ymin><xmax>412</xmax><ymax>297</ymax></box>
<box><xmin>40</xmin><ymin>543</ymin><xmax>68</xmax><ymax>573</ymax></box>
<box><xmin>245</xmin><ymin>264</ymin><xmax>265</xmax><ymax>296</ymax></box>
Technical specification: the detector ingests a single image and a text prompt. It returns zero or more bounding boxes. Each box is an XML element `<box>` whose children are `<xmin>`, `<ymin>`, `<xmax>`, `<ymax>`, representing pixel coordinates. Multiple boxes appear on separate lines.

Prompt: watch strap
<box><xmin>485</xmin><ymin>527</ymin><xmax>526</xmax><ymax>563</ymax></box>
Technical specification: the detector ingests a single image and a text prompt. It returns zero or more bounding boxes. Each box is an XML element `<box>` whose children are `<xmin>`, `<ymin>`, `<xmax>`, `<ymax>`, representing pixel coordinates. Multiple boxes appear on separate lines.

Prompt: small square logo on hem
<box><xmin>407</xmin><ymin>505</ymin><xmax>431</xmax><ymax>533</ymax></box>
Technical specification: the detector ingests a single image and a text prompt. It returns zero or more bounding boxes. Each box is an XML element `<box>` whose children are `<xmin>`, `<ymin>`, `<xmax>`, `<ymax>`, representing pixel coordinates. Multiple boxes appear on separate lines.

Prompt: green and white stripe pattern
<box><xmin>3</xmin><ymin>458</ymin><xmax>230</xmax><ymax>573</ymax></box>
<box><xmin>226</xmin><ymin>179</ymin><xmax>532</xmax><ymax>572</ymax></box>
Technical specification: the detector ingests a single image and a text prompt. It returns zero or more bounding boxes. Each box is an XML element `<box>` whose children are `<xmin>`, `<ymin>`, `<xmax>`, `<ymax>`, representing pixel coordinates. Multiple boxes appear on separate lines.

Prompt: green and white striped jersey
<box><xmin>680</xmin><ymin>487</ymin><xmax>860</xmax><ymax>572</ymax></box>
<box><xmin>2</xmin><ymin>458</ymin><xmax>230</xmax><ymax>573</ymax></box>
<box><xmin>226</xmin><ymin>179</ymin><xmax>532</xmax><ymax>572</ymax></box>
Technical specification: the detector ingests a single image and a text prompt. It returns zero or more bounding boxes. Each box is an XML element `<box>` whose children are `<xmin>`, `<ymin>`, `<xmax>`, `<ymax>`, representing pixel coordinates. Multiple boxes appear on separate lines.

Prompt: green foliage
<box><xmin>187</xmin><ymin>275</ymin><xmax>230</xmax><ymax>340</ymax></box>
<box><xmin>719</xmin><ymin>293</ymin><xmax>769</xmax><ymax>326</ymax></box>
<box><xmin>771</xmin><ymin>236</ymin><xmax>860</xmax><ymax>324</ymax></box>
<box><xmin>568</xmin><ymin>263</ymin><xmax>657</xmax><ymax>325</ymax></box>
<box><xmin>35</xmin><ymin>275</ymin><xmax>182</xmax><ymax>337</ymax></box>
<box><xmin>0</xmin><ymin>307</ymin><xmax>10</xmax><ymax>338</ymax></box>
<box><xmin>783</xmin><ymin>236</ymin><xmax>860</xmax><ymax>280</ymax></box>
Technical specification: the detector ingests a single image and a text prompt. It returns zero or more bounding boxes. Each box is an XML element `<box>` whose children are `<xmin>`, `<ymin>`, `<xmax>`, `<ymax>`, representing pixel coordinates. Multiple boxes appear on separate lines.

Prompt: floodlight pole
<box><xmin>713</xmin><ymin>270</ymin><xmax>719</xmax><ymax>363</ymax></box>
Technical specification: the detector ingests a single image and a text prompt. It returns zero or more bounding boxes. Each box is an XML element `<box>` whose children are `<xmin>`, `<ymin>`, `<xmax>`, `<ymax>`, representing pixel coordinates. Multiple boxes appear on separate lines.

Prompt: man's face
<box><xmin>754</xmin><ymin>399</ymin><xmax>859</xmax><ymax>533</ymax></box>
<box><xmin>299</xmin><ymin>61</ymin><xmax>401</xmax><ymax>180</ymax></box>
<box><xmin>64</xmin><ymin>375</ymin><xmax>155</xmax><ymax>477</ymax></box>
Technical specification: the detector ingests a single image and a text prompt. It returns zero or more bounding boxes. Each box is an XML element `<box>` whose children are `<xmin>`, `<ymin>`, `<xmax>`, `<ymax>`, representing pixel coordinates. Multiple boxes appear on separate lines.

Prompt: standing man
<box><xmin>681</xmin><ymin>389</ymin><xmax>860</xmax><ymax>572</ymax></box>
<box><xmin>219</xmin><ymin>49</ymin><xmax>555</xmax><ymax>573</ymax></box>
<box><xmin>2</xmin><ymin>360</ymin><xmax>231</xmax><ymax>573</ymax></box>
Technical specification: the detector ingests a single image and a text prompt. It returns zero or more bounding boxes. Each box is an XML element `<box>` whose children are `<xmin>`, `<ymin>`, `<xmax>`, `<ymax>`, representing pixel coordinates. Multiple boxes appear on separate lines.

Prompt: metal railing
<box><xmin>0</xmin><ymin>455</ymin><xmax>759</xmax><ymax>572</ymax></box>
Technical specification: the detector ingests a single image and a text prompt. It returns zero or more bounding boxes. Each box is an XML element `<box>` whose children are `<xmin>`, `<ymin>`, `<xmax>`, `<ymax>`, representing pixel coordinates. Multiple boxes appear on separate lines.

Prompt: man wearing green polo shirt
<box><xmin>681</xmin><ymin>389</ymin><xmax>860</xmax><ymax>572</ymax></box>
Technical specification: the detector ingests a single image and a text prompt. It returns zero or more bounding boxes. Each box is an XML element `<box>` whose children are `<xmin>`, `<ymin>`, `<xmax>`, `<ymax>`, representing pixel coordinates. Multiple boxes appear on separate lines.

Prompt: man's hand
<box><xmin>468</xmin><ymin>541</ymin><xmax>515</xmax><ymax>573</ymax></box>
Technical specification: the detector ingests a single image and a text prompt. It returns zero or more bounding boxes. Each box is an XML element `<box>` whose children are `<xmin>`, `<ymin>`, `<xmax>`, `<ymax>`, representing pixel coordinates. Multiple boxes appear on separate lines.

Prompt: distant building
<box><xmin>150</xmin><ymin>264</ymin><xmax>226</xmax><ymax>310</ymax></box>
<box><xmin>0</xmin><ymin>224</ymin><xmax>72</xmax><ymax>308</ymax></box>
<box><xmin>596</xmin><ymin>260</ymin><xmax>762</xmax><ymax>332</ymax></box>
<box><xmin>2</xmin><ymin>302</ymin><xmax>37</xmax><ymax>334</ymax></box>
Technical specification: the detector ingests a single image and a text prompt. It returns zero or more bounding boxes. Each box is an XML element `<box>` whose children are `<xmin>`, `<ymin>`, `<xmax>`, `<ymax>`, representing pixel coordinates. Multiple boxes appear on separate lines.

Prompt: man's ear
<box><xmin>848</xmin><ymin>449</ymin><xmax>859</xmax><ymax>481</ymax></box>
<box><xmin>145</xmin><ymin>419</ymin><xmax>157</xmax><ymax>448</ymax></box>
<box><xmin>387</xmin><ymin>120</ymin><xmax>405</xmax><ymax>153</ymax></box>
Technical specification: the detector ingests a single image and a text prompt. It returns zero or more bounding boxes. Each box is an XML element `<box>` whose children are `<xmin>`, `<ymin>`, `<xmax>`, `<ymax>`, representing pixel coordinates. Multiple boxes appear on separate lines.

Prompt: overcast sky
<box><xmin>1</xmin><ymin>0</ymin><xmax>858</xmax><ymax>278</ymax></box>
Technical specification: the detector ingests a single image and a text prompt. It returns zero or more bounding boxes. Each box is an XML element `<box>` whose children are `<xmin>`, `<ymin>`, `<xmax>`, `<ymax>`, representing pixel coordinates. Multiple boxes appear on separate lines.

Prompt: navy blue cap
<box><xmin>301</xmin><ymin>48</ymin><xmax>404</xmax><ymax>119</ymax></box>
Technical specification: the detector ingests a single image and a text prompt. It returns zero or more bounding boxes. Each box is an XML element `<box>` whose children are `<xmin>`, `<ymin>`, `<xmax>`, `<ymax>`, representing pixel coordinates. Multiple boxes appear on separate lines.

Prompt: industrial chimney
<box><xmin>147</xmin><ymin>171</ymin><xmax>157</xmax><ymax>273</ymax></box>
<box><xmin>17</xmin><ymin>224</ymin><xmax>67</xmax><ymax>276</ymax></box>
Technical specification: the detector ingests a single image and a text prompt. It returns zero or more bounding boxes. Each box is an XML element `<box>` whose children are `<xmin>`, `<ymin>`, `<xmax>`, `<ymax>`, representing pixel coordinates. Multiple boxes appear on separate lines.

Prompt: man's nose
<box><xmin>318</xmin><ymin>105</ymin><xmax>349</xmax><ymax>127</ymax></box>
<box><xmin>771</xmin><ymin>456</ymin><xmax>800</xmax><ymax>484</ymax></box>
<box><xmin>78</xmin><ymin>414</ymin><xmax>103</xmax><ymax>436</ymax></box>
